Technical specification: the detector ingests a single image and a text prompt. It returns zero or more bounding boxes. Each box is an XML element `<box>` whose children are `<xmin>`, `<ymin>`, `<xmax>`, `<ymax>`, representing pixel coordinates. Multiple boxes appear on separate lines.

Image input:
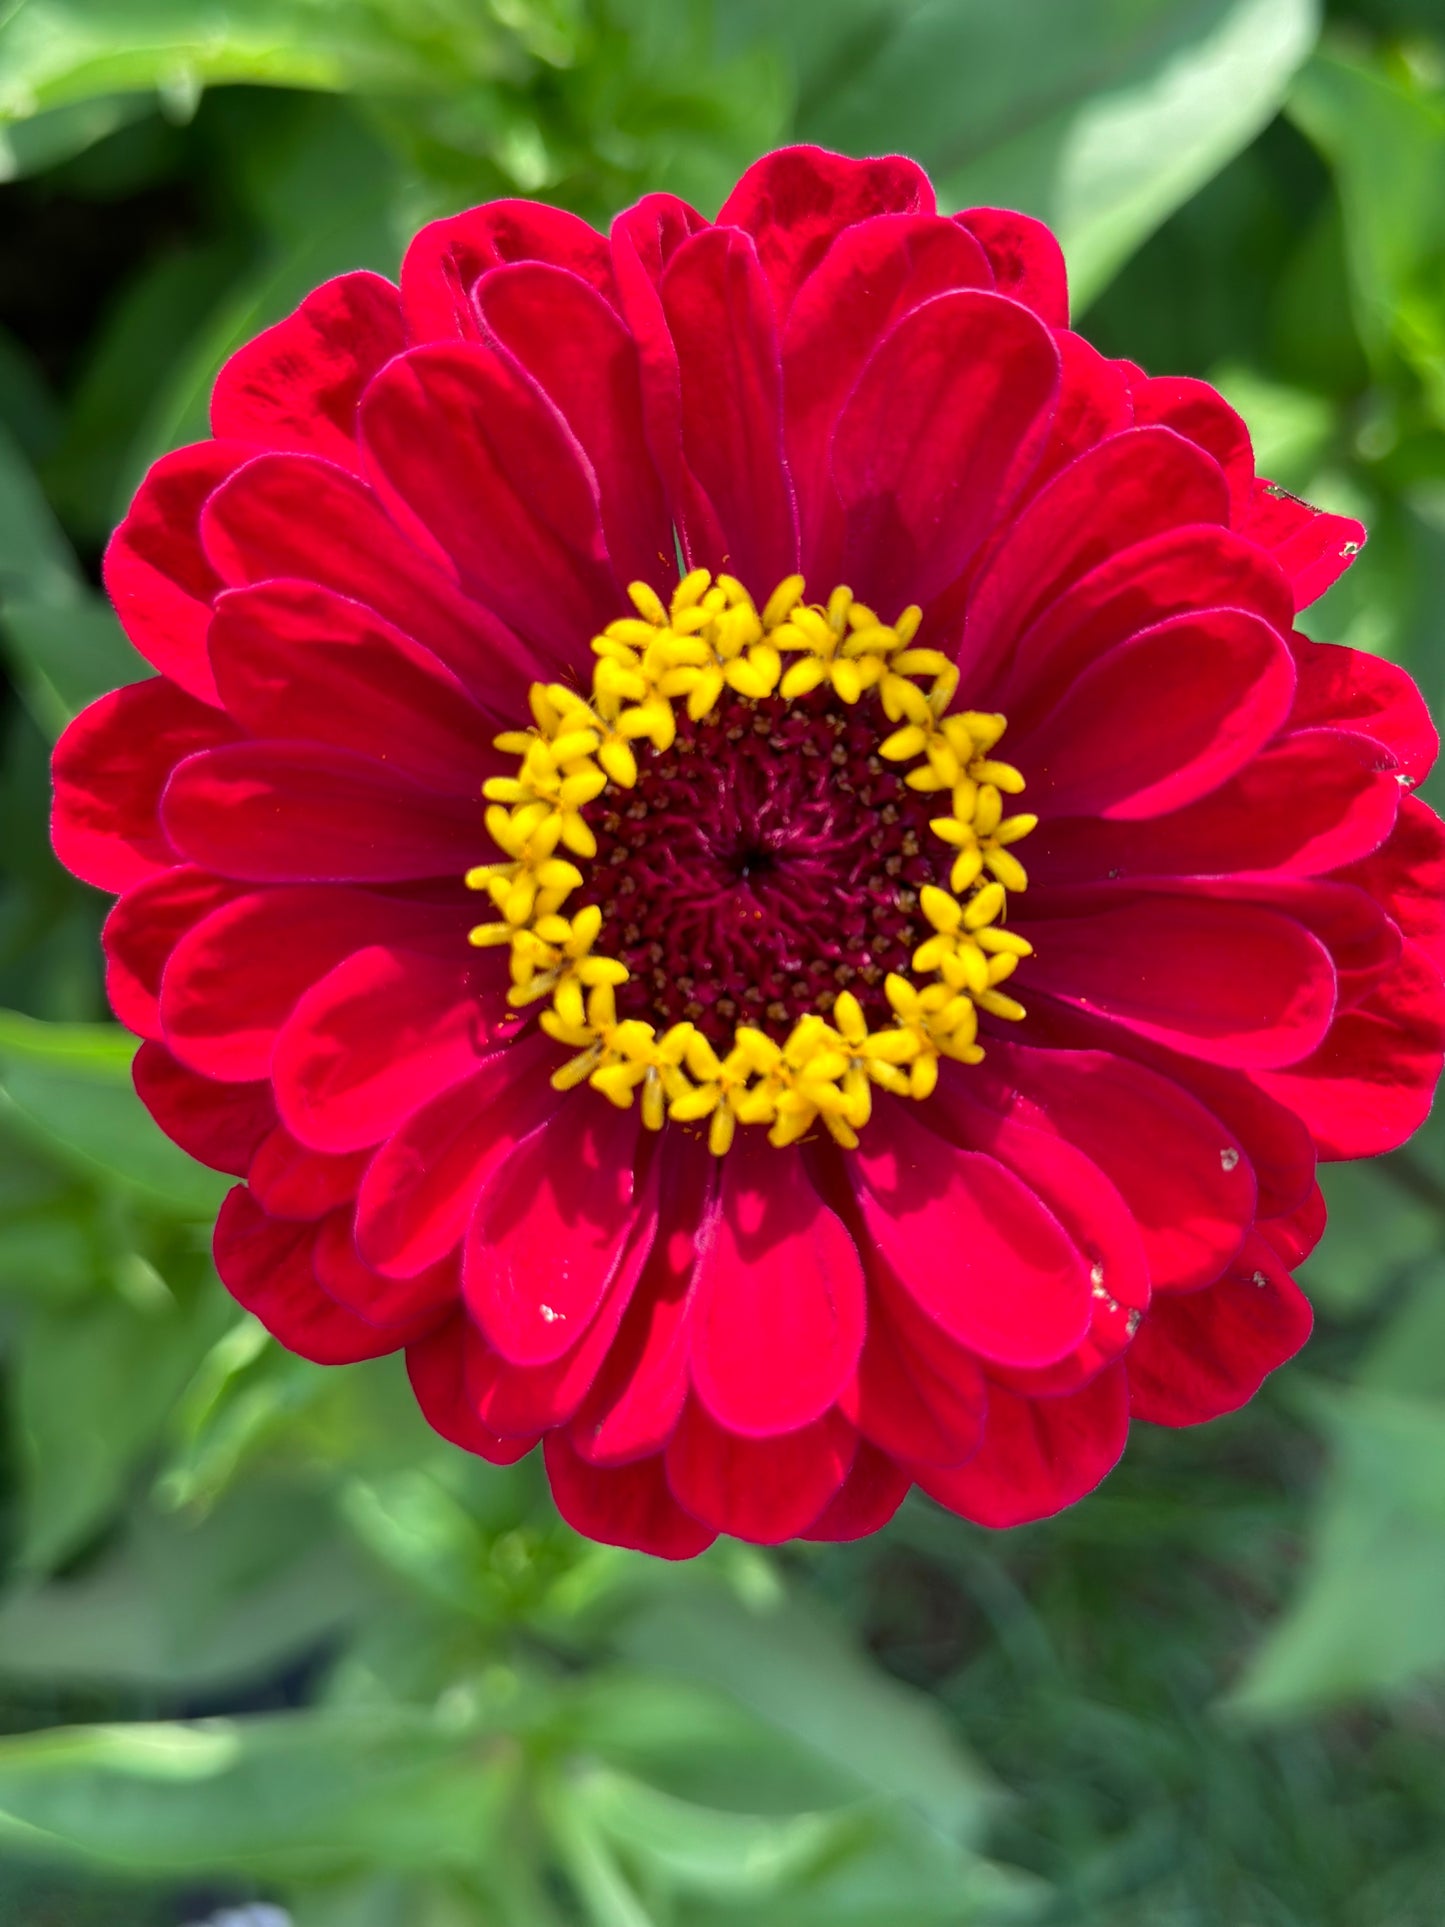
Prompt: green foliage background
<box><xmin>0</xmin><ymin>1</ymin><xmax>1444</xmax><ymax>1920</ymax></box>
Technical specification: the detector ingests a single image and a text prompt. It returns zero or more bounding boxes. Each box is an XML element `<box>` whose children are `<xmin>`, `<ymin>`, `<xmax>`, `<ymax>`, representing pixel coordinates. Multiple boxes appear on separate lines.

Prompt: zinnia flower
<box><xmin>53</xmin><ymin>146</ymin><xmax>1445</xmax><ymax>1556</ymax></box>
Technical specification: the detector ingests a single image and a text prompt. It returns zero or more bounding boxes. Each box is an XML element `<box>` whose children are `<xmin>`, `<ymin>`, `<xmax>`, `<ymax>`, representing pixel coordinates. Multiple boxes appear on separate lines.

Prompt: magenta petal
<box><xmin>545</xmin><ymin>1433</ymin><xmax>715</xmax><ymax>1559</ymax></box>
<box><xmin>688</xmin><ymin>1138</ymin><xmax>865</xmax><ymax>1438</ymax></box>
<box><xmin>849</xmin><ymin>1099</ymin><xmax>1092</xmax><ymax>1370</ymax></box>
<box><xmin>833</xmin><ymin>289</ymin><xmax>1060</xmax><ymax>610</ymax></box>
<box><xmin>464</xmin><ymin>1097</ymin><xmax>649</xmax><ymax>1368</ymax></box>
<box><xmin>917</xmin><ymin>1365</ymin><xmax>1130</xmax><ymax>1529</ymax></box>
<box><xmin>666</xmin><ymin>1400</ymin><xmax>857</xmax><ymax>1544</ymax></box>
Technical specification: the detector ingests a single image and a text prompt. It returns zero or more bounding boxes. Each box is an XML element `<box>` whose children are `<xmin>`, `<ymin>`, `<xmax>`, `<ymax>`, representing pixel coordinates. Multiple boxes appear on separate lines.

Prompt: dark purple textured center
<box><xmin>577</xmin><ymin>689</ymin><xmax>948</xmax><ymax>1049</ymax></box>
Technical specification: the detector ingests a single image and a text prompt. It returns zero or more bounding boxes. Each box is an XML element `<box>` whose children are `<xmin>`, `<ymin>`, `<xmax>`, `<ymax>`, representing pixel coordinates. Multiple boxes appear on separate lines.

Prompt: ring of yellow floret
<box><xmin>465</xmin><ymin>571</ymin><xmax>1037</xmax><ymax>1156</ymax></box>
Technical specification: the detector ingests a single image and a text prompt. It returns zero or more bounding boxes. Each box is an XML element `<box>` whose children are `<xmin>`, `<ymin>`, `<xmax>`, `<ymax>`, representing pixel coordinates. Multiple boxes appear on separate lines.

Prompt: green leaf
<box><xmin>0</xmin><ymin>420</ymin><xmax>83</xmax><ymax>612</ymax></box>
<box><xmin>613</xmin><ymin>1585</ymin><xmax>999</xmax><ymax>1846</ymax></box>
<box><xmin>1227</xmin><ymin>1380</ymin><xmax>1445</xmax><ymax>1716</ymax></box>
<box><xmin>574</xmin><ymin>1763</ymin><xmax>855</xmax><ymax>1898</ymax></box>
<box><xmin>0</xmin><ymin>1705</ymin><xmax>518</xmax><ymax>1878</ymax></box>
<box><xmin>0</xmin><ymin>1009</ymin><xmax>229</xmax><ymax>1214</ymax></box>
<box><xmin>0</xmin><ymin>1481</ymin><xmax>370</xmax><ymax>1690</ymax></box>
<box><xmin>784</xmin><ymin>0</ymin><xmax>1320</xmax><ymax>309</ymax></box>
<box><xmin>1</xmin><ymin>601</ymin><xmax>148</xmax><ymax>738</ymax></box>
<box><xmin>1289</xmin><ymin>44</ymin><xmax>1445</xmax><ymax>393</ymax></box>
<box><xmin>14</xmin><ymin>1282</ymin><xmax>228</xmax><ymax>1572</ymax></box>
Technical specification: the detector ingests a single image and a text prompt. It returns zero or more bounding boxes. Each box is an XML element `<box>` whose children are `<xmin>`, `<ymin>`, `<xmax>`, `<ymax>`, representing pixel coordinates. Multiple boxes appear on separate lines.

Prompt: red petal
<box><xmin>665</xmin><ymin>1400</ymin><xmax>857</xmax><ymax>1544</ymax></box>
<box><xmin>401</xmin><ymin>200</ymin><xmax>612</xmax><ymax>342</ymax></box>
<box><xmin>52</xmin><ymin>681</ymin><xmax>238</xmax><ymax>892</ymax></box>
<box><xmin>1024</xmin><ymin>895</ymin><xmax>1336</xmax><ymax>1070</ymax></box>
<box><xmin>132</xmin><ymin>1042</ymin><xmax>274</xmax><ymax>1175</ymax></box>
<box><xmin>848</xmin><ymin>1256</ymin><xmax>988</xmax><ymax>1469</ymax></box>
<box><xmin>994</xmin><ymin>523</ymin><xmax>1294</xmax><ymax>724</ymax></box>
<box><xmin>201</xmin><ymin>452</ymin><xmax>539</xmax><ymax>709</ymax></box>
<box><xmin>312</xmin><ymin>1208</ymin><xmax>456</xmax><ymax>1330</ymax></box>
<box><xmin>1019</xmin><ymin>608</ymin><xmax>1295</xmax><ymax>821</ymax></box>
<box><xmin>782</xmin><ymin>213</ymin><xmax>993</xmax><ymax>578</ymax></box>
<box><xmin>1127</xmin><ymin>1235</ymin><xmax>1312</xmax><ymax>1425</ymax></box>
<box><xmin>104</xmin><ymin>866</ymin><xmax>240</xmax><ymax>1039</ymax></box>
<box><xmin>848</xmin><ymin>1098</ymin><xmax>1092</xmax><ymax>1370</ymax></box>
<box><xmin>1033</xmin><ymin>727</ymin><xmax>1400</xmax><ymax>884</ymax></box>
<box><xmin>160</xmin><ymin>885</ymin><xmax>461</xmax><ymax>1081</ymax></box>
<box><xmin>1255</xmin><ymin>938</ymin><xmax>1445</xmax><ymax>1159</ymax></box>
<box><xmin>833</xmin><ymin>289</ymin><xmax>1060</xmax><ymax>610</ymax></box>
<box><xmin>247</xmin><ymin>1126</ymin><xmax>368</xmax><ymax>1221</ymax></box>
<box><xmin>273</xmin><ymin>945</ymin><xmax>504</xmax><ymax>1155</ymax></box>
<box><xmin>658</xmin><ymin>227</ymin><xmax>798</xmax><ymax>592</ymax></box>
<box><xmin>954</xmin><ymin>207</ymin><xmax>1068</xmax><ymax>327</ymax></box>
<box><xmin>962</xmin><ymin>427</ymin><xmax>1232</xmax><ymax>690</ymax></box>
<box><xmin>1240</xmin><ymin>478</ymin><xmax>1365</xmax><ymax>611</ymax></box>
<box><xmin>608</xmin><ymin>192</ymin><xmax>722</xmax><ymax>571</ymax></box>
<box><xmin>688</xmin><ymin>1138</ymin><xmax>865</xmax><ymax>1437</ymax></box>
<box><xmin>570</xmin><ymin>1129</ymin><xmax>715</xmax><ymax>1467</ymax></box>
<box><xmin>718</xmin><ymin>145</ymin><xmax>934</xmax><ymax>313</ymax></box>
<box><xmin>475</xmin><ymin>263</ymin><xmax>673</xmax><ymax>594</ymax></box>
<box><xmin>545</xmin><ymin>1432</ymin><xmax>714</xmax><ymax>1559</ymax></box>
<box><xmin>464</xmin><ymin>1097</ymin><xmax>649</xmax><ymax>1368</ymax></box>
<box><xmin>917</xmin><ymin>1363</ymin><xmax>1129</xmax><ymax>1529</ymax></box>
<box><xmin>1026</xmin><ymin>331</ymin><xmax>1134</xmax><ymax>493</ymax></box>
<box><xmin>1130</xmin><ymin>374</ymin><xmax>1255</xmax><ymax>519</ymax></box>
<box><xmin>801</xmin><ymin>1440</ymin><xmax>910</xmax><ymax>1542</ymax></box>
<box><xmin>354</xmin><ymin>1033</ymin><xmax>562</xmax><ymax>1277</ymax></box>
<box><xmin>162</xmin><ymin>741</ymin><xmax>482</xmax><ymax>884</ymax></box>
<box><xmin>214</xmin><ymin>1186</ymin><xmax>412</xmax><ymax>1363</ymax></box>
<box><xmin>210</xmin><ymin>271</ymin><xmax>405</xmax><ymax>471</ymax></box>
<box><xmin>103</xmin><ymin>441</ymin><xmax>245</xmax><ymax>703</ymax></box>
<box><xmin>1341</xmin><ymin>793</ymin><xmax>1445</xmax><ymax>973</ymax></box>
<box><xmin>407</xmin><ymin>1315</ymin><xmax>539</xmax><ymax>1463</ymax></box>
<box><xmin>209</xmin><ymin>580</ymin><xmax>499</xmax><ymax>795</ymax></box>
<box><xmin>984</xmin><ymin>1043</ymin><xmax>1257</xmax><ymax>1293</ymax></box>
<box><xmin>1289</xmin><ymin>632</ymin><xmax>1438</xmax><ymax>786</ymax></box>
<box><xmin>360</xmin><ymin>344</ymin><xmax>617</xmax><ymax>668</ymax></box>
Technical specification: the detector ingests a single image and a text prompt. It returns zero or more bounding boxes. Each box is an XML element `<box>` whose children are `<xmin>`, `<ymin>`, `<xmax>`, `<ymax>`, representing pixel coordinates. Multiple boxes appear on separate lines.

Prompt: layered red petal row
<box><xmin>54</xmin><ymin>146</ymin><xmax>1445</xmax><ymax>1554</ymax></box>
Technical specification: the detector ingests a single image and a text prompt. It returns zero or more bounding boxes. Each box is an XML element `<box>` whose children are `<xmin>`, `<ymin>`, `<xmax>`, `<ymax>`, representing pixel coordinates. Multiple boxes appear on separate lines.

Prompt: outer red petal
<box><xmin>954</xmin><ymin>206</ymin><xmax>1069</xmax><ymax>327</ymax></box>
<box><xmin>687</xmin><ymin>1137</ymin><xmax>865</xmax><ymax>1438</ymax></box>
<box><xmin>801</xmin><ymin>1440</ymin><xmax>911</xmax><ymax>1542</ymax></box>
<box><xmin>407</xmin><ymin>1317</ymin><xmax>539</xmax><ymax>1464</ymax></box>
<box><xmin>102</xmin><ymin>441</ymin><xmax>246</xmax><ymax>703</ymax></box>
<box><xmin>104</xmin><ymin>866</ymin><xmax>240</xmax><ymax>1039</ymax></box>
<box><xmin>1289</xmin><ymin>632</ymin><xmax>1439</xmax><ymax>785</ymax></box>
<box><xmin>210</xmin><ymin>271</ymin><xmax>406</xmax><ymax>470</ymax></box>
<box><xmin>849</xmin><ymin>1098</ymin><xmax>1092</xmax><ymax>1370</ymax></box>
<box><xmin>273</xmin><ymin>945</ymin><xmax>505</xmax><ymax>1155</ymax></box>
<box><xmin>833</xmin><ymin>289</ymin><xmax>1059</xmax><ymax>611</ymax></box>
<box><xmin>132</xmin><ymin>1042</ymin><xmax>274</xmax><ymax>1175</ymax></box>
<box><xmin>917</xmin><ymin>1364</ymin><xmax>1130</xmax><ymax>1529</ymax></box>
<box><xmin>52</xmin><ymin>681</ymin><xmax>238</xmax><ymax>892</ymax></box>
<box><xmin>545</xmin><ymin>1433</ymin><xmax>715</xmax><ymax>1559</ymax></box>
<box><xmin>214</xmin><ymin>1186</ymin><xmax>423</xmax><ymax>1362</ymax></box>
<box><xmin>400</xmin><ymin>200</ymin><xmax>613</xmax><ymax>341</ymax></box>
<box><xmin>1127</xmin><ymin>1235</ymin><xmax>1313</xmax><ymax>1425</ymax></box>
<box><xmin>718</xmin><ymin>145</ymin><xmax>934</xmax><ymax>314</ymax></box>
<box><xmin>1239</xmin><ymin>479</ymin><xmax>1366</xmax><ymax>611</ymax></box>
<box><xmin>665</xmin><ymin>1400</ymin><xmax>857</xmax><ymax>1544</ymax></box>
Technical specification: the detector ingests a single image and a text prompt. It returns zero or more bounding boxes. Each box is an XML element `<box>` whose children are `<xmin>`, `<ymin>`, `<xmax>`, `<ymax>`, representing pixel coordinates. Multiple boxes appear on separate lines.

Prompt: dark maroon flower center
<box><xmin>576</xmin><ymin>688</ymin><xmax>945</xmax><ymax>1050</ymax></box>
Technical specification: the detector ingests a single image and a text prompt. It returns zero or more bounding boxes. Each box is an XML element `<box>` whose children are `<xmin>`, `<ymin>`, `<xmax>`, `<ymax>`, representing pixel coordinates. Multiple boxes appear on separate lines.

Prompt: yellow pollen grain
<box><xmin>465</xmin><ymin>572</ymin><xmax>1034</xmax><ymax>1153</ymax></box>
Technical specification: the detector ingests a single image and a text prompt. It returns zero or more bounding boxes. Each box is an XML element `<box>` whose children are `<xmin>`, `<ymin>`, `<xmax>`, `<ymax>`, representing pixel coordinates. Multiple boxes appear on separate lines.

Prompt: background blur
<box><xmin>1</xmin><ymin>1</ymin><xmax>1444</xmax><ymax>1922</ymax></box>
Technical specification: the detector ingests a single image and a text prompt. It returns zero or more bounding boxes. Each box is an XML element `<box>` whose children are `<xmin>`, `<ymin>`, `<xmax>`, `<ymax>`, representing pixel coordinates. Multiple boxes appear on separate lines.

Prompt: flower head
<box><xmin>54</xmin><ymin>146</ymin><xmax>1445</xmax><ymax>1554</ymax></box>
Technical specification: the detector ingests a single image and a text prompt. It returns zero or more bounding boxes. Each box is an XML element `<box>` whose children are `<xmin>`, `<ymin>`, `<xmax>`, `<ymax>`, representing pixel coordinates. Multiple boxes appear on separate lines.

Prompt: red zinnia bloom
<box><xmin>53</xmin><ymin>147</ymin><xmax>1445</xmax><ymax>1555</ymax></box>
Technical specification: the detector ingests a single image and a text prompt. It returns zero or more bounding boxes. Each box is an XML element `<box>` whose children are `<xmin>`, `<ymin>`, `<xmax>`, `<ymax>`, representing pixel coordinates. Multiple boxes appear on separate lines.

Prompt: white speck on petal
<box><xmin>1220</xmin><ymin>1147</ymin><xmax>1240</xmax><ymax>1172</ymax></box>
<box><xmin>1251</xmin><ymin>1270</ymin><xmax>1269</xmax><ymax>1289</ymax></box>
<box><xmin>538</xmin><ymin>1304</ymin><xmax>563</xmax><ymax>1323</ymax></box>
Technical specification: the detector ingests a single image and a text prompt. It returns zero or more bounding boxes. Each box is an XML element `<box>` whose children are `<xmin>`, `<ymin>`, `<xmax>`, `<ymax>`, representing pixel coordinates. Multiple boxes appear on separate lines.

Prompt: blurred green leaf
<box><xmin>0</xmin><ymin>1481</ymin><xmax>370</xmax><ymax>1688</ymax></box>
<box><xmin>15</xmin><ymin>1281</ymin><xmax>226</xmax><ymax>1572</ymax></box>
<box><xmin>1290</xmin><ymin>42</ymin><xmax>1445</xmax><ymax>400</ymax></box>
<box><xmin>0</xmin><ymin>1010</ymin><xmax>228</xmax><ymax>1214</ymax></box>
<box><xmin>616</xmin><ymin>1585</ymin><xmax>999</xmax><ymax>1846</ymax></box>
<box><xmin>0</xmin><ymin>1704</ymin><xmax>519</xmax><ymax>1877</ymax></box>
